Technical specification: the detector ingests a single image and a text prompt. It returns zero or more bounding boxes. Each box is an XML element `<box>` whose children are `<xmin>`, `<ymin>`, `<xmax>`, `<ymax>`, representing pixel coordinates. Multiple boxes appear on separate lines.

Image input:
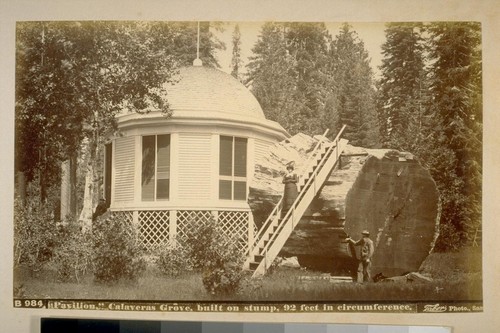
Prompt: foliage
<box><xmin>246</xmin><ymin>23</ymin><xmax>303</xmax><ymax>134</ymax></box>
<box><xmin>202</xmin><ymin>259</ymin><xmax>244</xmax><ymax>296</ymax></box>
<box><xmin>13</xmin><ymin>196</ymin><xmax>58</xmax><ymax>274</ymax></box>
<box><xmin>183</xmin><ymin>217</ymin><xmax>245</xmax><ymax>295</ymax></box>
<box><xmin>52</xmin><ymin>223</ymin><xmax>93</xmax><ymax>282</ymax></box>
<box><xmin>327</xmin><ymin>23</ymin><xmax>379</xmax><ymax>147</ymax></box>
<box><xmin>168</xmin><ymin>21</ymin><xmax>225</xmax><ymax>68</ymax></box>
<box><xmin>246</xmin><ymin>22</ymin><xmax>331</xmax><ymax>136</ymax></box>
<box><xmin>376</xmin><ymin>22</ymin><xmax>428</xmax><ymax>150</ymax></box>
<box><xmin>230</xmin><ymin>24</ymin><xmax>243</xmax><ymax>81</ymax></box>
<box><xmin>18</xmin><ymin>259</ymin><xmax>481</xmax><ymax>302</ymax></box>
<box><xmin>426</xmin><ymin>22</ymin><xmax>482</xmax><ymax>250</ymax></box>
<box><xmin>155</xmin><ymin>241</ymin><xmax>193</xmax><ymax>277</ymax></box>
<box><xmin>246</xmin><ymin>22</ymin><xmax>379</xmax><ymax>144</ymax></box>
<box><xmin>92</xmin><ymin>214</ymin><xmax>146</xmax><ymax>283</ymax></box>
<box><xmin>434</xmin><ymin>223</ymin><xmax>463</xmax><ymax>252</ymax></box>
<box><xmin>16</xmin><ymin>22</ymin><xmax>177</xmax><ymax>199</ymax></box>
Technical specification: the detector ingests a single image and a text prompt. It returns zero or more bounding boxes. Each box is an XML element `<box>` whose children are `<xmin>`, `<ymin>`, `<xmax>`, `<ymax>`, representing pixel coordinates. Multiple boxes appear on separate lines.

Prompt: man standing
<box><xmin>346</xmin><ymin>230</ymin><xmax>374</xmax><ymax>283</ymax></box>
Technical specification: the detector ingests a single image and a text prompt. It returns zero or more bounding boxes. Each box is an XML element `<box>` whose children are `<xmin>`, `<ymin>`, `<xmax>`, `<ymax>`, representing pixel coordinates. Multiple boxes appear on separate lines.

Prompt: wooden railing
<box><xmin>244</xmin><ymin>130</ymin><xmax>330</xmax><ymax>265</ymax></box>
<box><xmin>246</xmin><ymin>126</ymin><xmax>347</xmax><ymax>276</ymax></box>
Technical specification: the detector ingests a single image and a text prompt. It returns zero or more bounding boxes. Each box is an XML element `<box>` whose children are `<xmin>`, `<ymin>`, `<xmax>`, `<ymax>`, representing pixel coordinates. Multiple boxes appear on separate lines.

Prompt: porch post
<box><xmin>132</xmin><ymin>210</ymin><xmax>139</xmax><ymax>227</ymax></box>
<box><xmin>170</xmin><ymin>210</ymin><xmax>177</xmax><ymax>245</ymax></box>
<box><xmin>248</xmin><ymin>212</ymin><xmax>255</xmax><ymax>253</ymax></box>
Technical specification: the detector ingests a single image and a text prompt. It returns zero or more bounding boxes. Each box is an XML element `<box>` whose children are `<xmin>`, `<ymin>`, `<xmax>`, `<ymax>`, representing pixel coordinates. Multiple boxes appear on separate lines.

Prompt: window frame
<box><xmin>219</xmin><ymin>135</ymin><xmax>247</xmax><ymax>201</ymax></box>
<box><xmin>141</xmin><ymin>134</ymin><xmax>171</xmax><ymax>201</ymax></box>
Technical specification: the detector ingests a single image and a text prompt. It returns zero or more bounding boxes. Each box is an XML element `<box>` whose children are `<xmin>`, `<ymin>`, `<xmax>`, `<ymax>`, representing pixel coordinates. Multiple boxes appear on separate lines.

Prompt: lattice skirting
<box><xmin>218</xmin><ymin>211</ymin><xmax>250</xmax><ymax>252</ymax></box>
<box><xmin>138</xmin><ymin>210</ymin><xmax>170</xmax><ymax>250</ymax></box>
<box><xmin>113</xmin><ymin>210</ymin><xmax>253</xmax><ymax>252</ymax></box>
<box><xmin>176</xmin><ymin>210</ymin><xmax>214</xmax><ymax>241</ymax></box>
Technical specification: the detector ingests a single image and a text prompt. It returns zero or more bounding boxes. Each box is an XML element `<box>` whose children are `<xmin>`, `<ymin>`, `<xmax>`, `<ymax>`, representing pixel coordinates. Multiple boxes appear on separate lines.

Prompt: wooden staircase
<box><xmin>244</xmin><ymin>126</ymin><xmax>348</xmax><ymax>277</ymax></box>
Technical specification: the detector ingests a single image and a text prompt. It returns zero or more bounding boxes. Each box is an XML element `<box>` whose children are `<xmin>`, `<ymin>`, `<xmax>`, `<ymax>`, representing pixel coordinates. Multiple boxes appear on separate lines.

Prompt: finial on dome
<box><xmin>193</xmin><ymin>21</ymin><xmax>203</xmax><ymax>67</ymax></box>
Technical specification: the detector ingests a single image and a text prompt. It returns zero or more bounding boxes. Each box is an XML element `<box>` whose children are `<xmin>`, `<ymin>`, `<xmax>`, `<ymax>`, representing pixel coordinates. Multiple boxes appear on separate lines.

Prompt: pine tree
<box><xmin>246</xmin><ymin>22</ymin><xmax>304</xmax><ymax>135</ymax></box>
<box><xmin>246</xmin><ymin>22</ymin><xmax>331</xmax><ymax>136</ymax></box>
<box><xmin>375</xmin><ymin>22</ymin><xmax>482</xmax><ymax>250</ymax></box>
<box><xmin>284</xmin><ymin>22</ymin><xmax>331</xmax><ymax>134</ymax></box>
<box><xmin>377</xmin><ymin>22</ymin><xmax>428</xmax><ymax>151</ymax></box>
<box><xmin>425</xmin><ymin>22</ymin><xmax>482</xmax><ymax>250</ymax></box>
<box><xmin>230</xmin><ymin>24</ymin><xmax>243</xmax><ymax>81</ymax></box>
<box><xmin>327</xmin><ymin>24</ymin><xmax>379</xmax><ymax>147</ymax></box>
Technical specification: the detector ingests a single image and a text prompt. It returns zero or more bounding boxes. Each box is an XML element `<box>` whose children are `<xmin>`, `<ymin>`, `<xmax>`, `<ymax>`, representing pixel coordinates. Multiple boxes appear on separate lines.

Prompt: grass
<box><xmin>241</xmin><ymin>269</ymin><xmax>482</xmax><ymax>301</ymax></box>
<box><xmin>15</xmin><ymin>265</ymin><xmax>209</xmax><ymax>300</ymax></box>
<box><xmin>15</xmin><ymin>247</ymin><xmax>482</xmax><ymax>302</ymax></box>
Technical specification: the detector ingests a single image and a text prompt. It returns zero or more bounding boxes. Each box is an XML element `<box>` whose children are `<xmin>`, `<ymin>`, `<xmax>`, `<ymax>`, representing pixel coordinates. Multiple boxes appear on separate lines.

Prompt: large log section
<box><xmin>248</xmin><ymin>134</ymin><xmax>439</xmax><ymax>277</ymax></box>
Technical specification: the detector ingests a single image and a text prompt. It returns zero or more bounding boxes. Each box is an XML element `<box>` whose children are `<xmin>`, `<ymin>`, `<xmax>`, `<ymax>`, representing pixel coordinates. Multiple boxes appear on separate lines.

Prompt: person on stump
<box><xmin>281</xmin><ymin>162</ymin><xmax>299</xmax><ymax>219</ymax></box>
<box><xmin>345</xmin><ymin>230</ymin><xmax>374</xmax><ymax>283</ymax></box>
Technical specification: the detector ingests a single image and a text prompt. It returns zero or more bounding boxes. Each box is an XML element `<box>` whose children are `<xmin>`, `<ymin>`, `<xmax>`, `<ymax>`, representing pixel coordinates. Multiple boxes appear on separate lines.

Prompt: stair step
<box><xmin>254</xmin><ymin>255</ymin><xmax>264</xmax><ymax>262</ymax></box>
<box><xmin>246</xmin><ymin>133</ymin><xmax>347</xmax><ymax>278</ymax></box>
<box><xmin>249</xmin><ymin>262</ymin><xmax>260</xmax><ymax>270</ymax></box>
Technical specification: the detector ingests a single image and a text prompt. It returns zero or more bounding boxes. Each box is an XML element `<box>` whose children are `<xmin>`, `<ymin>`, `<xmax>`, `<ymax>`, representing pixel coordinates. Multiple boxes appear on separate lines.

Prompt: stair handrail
<box><xmin>246</xmin><ymin>129</ymin><xmax>330</xmax><ymax>257</ymax></box>
<box><xmin>253</xmin><ymin>140</ymin><xmax>340</xmax><ymax>275</ymax></box>
<box><xmin>256</xmin><ymin>138</ymin><xmax>346</xmax><ymax>274</ymax></box>
<box><xmin>281</xmin><ymin>127</ymin><xmax>345</xmax><ymax>232</ymax></box>
<box><xmin>253</xmin><ymin>125</ymin><xmax>347</xmax><ymax>274</ymax></box>
<box><xmin>297</xmin><ymin>129</ymin><xmax>330</xmax><ymax>187</ymax></box>
<box><xmin>246</xmin><ymin>197</ymin><xmax>282</xmax><ymax>257</ymax></box>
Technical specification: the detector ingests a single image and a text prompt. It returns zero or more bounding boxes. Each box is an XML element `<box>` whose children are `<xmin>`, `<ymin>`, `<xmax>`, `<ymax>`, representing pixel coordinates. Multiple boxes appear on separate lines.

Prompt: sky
<box><xmin>214</xmin><ymin>22</ymin><xmax>387</xmax><ymax>79</ymax></box>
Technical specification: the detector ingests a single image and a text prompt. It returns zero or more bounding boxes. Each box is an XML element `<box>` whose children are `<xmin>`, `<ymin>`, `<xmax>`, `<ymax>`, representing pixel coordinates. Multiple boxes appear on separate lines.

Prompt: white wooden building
<box><xmin>104</xmin><ymin>61</ymin><xmax>289</xmax><ymax>251</ymax></box>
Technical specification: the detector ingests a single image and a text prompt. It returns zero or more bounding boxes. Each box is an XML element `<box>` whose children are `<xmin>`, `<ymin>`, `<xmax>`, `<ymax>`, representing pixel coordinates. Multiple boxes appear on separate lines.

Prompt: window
<box><xmin>142</xmin><ymin>134</ymin><xmax>170</xmax><ymax>201</ymax></box>
<box><xmin>219</xmin><ymin>136</ymin><xmax>247</xmax><ymax>200</ymax></box>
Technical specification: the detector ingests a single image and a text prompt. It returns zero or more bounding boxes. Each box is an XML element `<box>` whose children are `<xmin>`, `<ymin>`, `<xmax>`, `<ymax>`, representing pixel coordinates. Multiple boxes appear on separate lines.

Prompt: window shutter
<box><xmin>114</xmin><ymin>136</ymin><xmax>135</xmax><ymax>202</ymax></box>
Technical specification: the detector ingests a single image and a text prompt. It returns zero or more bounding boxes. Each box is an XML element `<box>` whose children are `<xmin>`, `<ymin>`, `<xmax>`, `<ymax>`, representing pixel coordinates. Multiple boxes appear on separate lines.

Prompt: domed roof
<box><xmin>165</xmin><ymin>66</ymin><xmax>266</xmax><ymax>119</ymax></box>
<box><xmin>116</xmin><ymin>64</ymin><xmax>289</xmax><ymax>142</ymax></box>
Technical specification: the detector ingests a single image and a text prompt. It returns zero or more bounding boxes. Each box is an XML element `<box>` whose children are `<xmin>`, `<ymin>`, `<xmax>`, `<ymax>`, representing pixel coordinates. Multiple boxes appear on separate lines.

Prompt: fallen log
<box><xmin>249</xmin><ymin>134</ymin><xmax>439</xmax><ymax>276</ymax></box>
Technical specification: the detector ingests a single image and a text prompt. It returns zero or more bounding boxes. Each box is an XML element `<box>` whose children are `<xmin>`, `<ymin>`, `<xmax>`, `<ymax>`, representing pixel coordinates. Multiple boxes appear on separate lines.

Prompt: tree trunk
<box><xmin>60</xmin><ymin>153</ymin><xmax>78</xmax><ymax>222</ymax></box>
<box><xmin>60</xmin><ymin>160</ymin><xmax>71</xmax><ymax>221</ymax></box>
<box><xmin>16</xmin><ymin>171</ymin><xmax>27</xmax><ymax>206</ymax></box>
<box><xmin>78</xmin><ymin>139</ymin><xmax>95</xmax><ymax>231</ymax></box>
<box><xmin>70</xmin><ymin>152</ymin><xmax>78</xmax><ymax>218</ymax></box>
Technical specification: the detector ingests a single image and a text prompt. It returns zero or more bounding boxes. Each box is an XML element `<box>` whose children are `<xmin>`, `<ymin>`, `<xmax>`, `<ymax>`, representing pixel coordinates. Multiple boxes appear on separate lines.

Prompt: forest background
<box><xmin>14</xmin><ymin>21</ymin><xmax>481</xmax><ymax>252</ymax></box>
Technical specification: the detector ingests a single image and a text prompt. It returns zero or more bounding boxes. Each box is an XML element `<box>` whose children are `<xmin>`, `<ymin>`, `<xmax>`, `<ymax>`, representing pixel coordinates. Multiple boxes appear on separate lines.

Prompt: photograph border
<box><xmin>1</xmin><ymin>0</ymin><xmax>499</xmax><ymax>332</ymax></box>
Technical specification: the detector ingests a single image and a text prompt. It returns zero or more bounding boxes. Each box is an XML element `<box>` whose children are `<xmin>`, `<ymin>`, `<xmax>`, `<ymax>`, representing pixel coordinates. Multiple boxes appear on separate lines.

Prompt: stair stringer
<box><xmin>251</xmin><ymin>138</ymin><xmax>348</xmax><ymax>277</ymax></box>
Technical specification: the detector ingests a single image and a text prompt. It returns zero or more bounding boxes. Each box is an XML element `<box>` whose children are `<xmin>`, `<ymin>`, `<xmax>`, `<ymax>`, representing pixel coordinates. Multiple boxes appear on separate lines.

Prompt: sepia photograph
<box><xmin>12</xmin><ymin>20</ymin><xmax>483</xmax><ymax>314</ymax></box>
